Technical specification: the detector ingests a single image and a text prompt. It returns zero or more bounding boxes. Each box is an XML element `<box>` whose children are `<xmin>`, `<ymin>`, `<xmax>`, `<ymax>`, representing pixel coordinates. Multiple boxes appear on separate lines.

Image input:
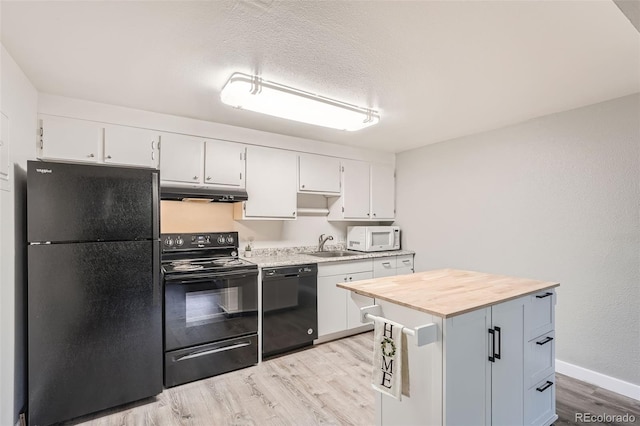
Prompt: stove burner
<box><xmin>172</xmin><ymin>263</ymin><xmax>204</xmax><ymax>271</ymax></box>
<box><xmin>212</xmin><ymin>259</ymin><xmax>244</xmax><ymax>267</ymax></box>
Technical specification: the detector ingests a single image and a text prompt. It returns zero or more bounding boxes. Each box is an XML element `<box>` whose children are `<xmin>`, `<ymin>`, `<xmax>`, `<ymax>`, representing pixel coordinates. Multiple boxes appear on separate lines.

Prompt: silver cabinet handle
<box><xmin>206</xmin><ymin>176</ymin><xmax>212</xmax><ymax>181</ymax></box>
<box><xmin>403</xmin><ymin>260</ymin><xmax>411</xmax><ymax>264</ymax></box>
<box><xmin>193</xmin><ymin>176</ymin><xmax>198</xmax><ymax>180</ymax></box>
<box><xmin>373</xmin><ymin>213</ymin><xmax>377</xmax><ymax>217</ymax></box>
<box><xmin>301</xmin><ymin>184</ymin><xmax>305</xmax><ymax>188</ymax></box>
<box><xmin>151</xmin><ymin>140</ymin><xmax>155</xmax><ymax>149</ymax></box>
<box><xmin>88</xmin><ymin>153</ymin><xmax>94</xmax><ymax>158</ymax></box>
<box><xmin>106</xmin><ymin>155</ymin><xmax>112</xmax><ymax>159</ymax></box>
<box><xmin>382</xmin><ymin>262</ymin><xmax>391</xmax><ymax>267</ymax></box>
<box><xmin>152</xmin><ymin>151</ymin><xmax>155</xmax><ymax>161</ymax></box>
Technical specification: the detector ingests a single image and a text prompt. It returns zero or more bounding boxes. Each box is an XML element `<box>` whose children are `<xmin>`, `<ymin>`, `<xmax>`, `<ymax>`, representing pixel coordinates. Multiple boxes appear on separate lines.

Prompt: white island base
<box><xmin>340</xmin><ymin>269</ymin><xmax>559</xmax><ymax>426</ymax></box>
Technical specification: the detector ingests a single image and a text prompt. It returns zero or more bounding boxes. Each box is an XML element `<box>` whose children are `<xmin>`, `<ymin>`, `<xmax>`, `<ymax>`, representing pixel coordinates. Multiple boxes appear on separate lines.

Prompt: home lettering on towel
<box><xmin>372</xmin><ymin>316</ymin><xmax>408</xmax><ymax>400</ymax></box>
<box><xmin>380</xmin><ymin>322</ymin><xmax>396</xmax><ymax>389</ymax></box>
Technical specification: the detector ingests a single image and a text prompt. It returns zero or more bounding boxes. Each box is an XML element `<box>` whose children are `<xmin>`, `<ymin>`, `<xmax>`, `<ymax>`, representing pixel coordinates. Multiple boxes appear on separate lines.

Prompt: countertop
<box><xmin>243</xmin><ymin>250</ymin><xmax>415</xmax><ymax>268</ymax></box>
<box><xmin>337</xmin><ymin>268</ymin><xmax>559</xmax><ymax>318</ymax></box>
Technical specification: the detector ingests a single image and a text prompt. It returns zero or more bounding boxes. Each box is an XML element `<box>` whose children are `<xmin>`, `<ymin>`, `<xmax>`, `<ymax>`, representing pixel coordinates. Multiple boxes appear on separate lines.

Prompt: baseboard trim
<box><xmin>556</xmin><ymin>359</ymin><xmax>640</xmax><ymax>401</ymax></box>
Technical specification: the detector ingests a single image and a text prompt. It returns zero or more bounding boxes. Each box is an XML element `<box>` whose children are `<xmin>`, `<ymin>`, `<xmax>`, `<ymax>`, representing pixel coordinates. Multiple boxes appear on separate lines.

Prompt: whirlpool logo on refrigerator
<box><xmin>35</xmin><ymin>168</ymin><xmax>52</xmax><ymax>174</ymax></box>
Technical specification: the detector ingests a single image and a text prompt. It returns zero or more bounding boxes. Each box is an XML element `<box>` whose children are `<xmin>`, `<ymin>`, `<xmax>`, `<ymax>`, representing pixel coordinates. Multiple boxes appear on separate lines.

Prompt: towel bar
<box><xmin>360</xmin><ymin>305</ymin><xmax>438</xmax><ymax>347</ymax></box>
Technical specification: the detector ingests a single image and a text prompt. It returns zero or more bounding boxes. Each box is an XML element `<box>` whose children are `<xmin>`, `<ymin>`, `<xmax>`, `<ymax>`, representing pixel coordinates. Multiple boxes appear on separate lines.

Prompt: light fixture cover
<box><xmin>220</xmin><ymin>72</ymin><xmax>380</xmax><ymax>131</ymax></box>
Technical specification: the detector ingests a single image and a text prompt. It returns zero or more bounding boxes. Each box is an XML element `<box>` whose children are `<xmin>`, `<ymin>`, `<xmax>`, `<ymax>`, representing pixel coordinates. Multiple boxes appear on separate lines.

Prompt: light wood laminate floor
<box><xmin>67</xmin><ymin>332</ymin><xmax>639</xmax><ymax>426</ymax></box>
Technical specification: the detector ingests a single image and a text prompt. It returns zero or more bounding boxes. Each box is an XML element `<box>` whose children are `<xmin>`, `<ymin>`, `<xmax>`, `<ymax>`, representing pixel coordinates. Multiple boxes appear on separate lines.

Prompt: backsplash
<box><xmin>161</xmin><ymin>200</ymin><xmax>383</xmax><ymax>250</ymax></box>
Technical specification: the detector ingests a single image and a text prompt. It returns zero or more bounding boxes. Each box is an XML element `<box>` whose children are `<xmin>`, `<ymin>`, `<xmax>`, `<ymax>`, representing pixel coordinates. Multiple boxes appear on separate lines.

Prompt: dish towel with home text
<box><xmin>371</xmin><ymin>317</ymin><xmax>410</xmax><ymax>400</ymax></box>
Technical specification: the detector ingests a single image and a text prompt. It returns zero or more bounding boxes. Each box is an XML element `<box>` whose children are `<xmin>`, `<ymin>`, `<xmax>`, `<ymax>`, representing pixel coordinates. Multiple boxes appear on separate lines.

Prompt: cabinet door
<box><xmin>159</xmin><ymin>133</ymin><xmax>203</xmax><ymax>184</ymax></box>
<box><xmin>298</xmin><ymin>153</ymin><xmax>340</xmax><ymax>194</ymax></box>
<box><xmin>371</xmin><ymin>163</ymin><xmax>395</xmax><ymax>220</ymax></box>
<box><xmin>204</xmin><ymin>140</ymin><xmax>245</xmax><ymax>188</ymax></box>
<box><xmin>40</xmin><ymin>115</ymin><xmax>102</xmax><ymax>163</ymax></box>
<box><xmin>104</xmin><ymin>125</ymin><xmax>158</xmax><ymax>168</ymax></box>
<box><xmin>244</xmin><ymin>146</ymin><xmax>297</xmax><ymax>219</ymax></box>
<box><xmin>345</xmin><ymin>271</ymin><xmax>374</xmax><ymax>329</ymax></box>
<box><xmin>342</xmin><ymin>159</ymin><xmax>370</xmax><ymax>219</ymax></box>
<box><xmin>317</xmin><ymin>275</ymin><xmax>348</xmax><ymax>336</ymax></box>
<box><xmin>444</xmin><ymin>308</ymin><xmax>491</xmax><ymax>426</ymax></box>
<box><xmin>491</xmin><ymin>298</ymin><xmax>525</xmax><ymax>426</ymax></box>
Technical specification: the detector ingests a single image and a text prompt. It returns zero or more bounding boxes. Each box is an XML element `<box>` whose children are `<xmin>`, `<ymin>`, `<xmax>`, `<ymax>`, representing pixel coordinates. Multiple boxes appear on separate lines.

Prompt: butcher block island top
<box><xmin>337</xmin><ymin>268</ymin><xmax>559</xmax><ymax>318</ymax></box>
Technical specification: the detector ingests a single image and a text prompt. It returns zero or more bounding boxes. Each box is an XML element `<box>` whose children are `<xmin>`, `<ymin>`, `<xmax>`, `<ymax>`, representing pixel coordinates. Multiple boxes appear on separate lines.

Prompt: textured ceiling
<box><xmin>1</xmin><ymin>1</ymin><xmax>639</xmax><ymax>153</ymax></box>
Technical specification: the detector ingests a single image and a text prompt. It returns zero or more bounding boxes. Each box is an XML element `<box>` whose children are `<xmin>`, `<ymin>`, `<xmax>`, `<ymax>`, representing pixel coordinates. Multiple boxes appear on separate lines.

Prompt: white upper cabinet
<box><xmin>39</xmin><ymin>115</ymin><xmax>159</xmax><ymax>168</ymax></box>
<box><xmin>370</xmin><ymin>163</ymin><xmax>395</xmax><ymax>220</ymax></box>
<box><xmin>40</xmin><ymin>115</ymin><xmax>102</xmax><ymax>163</ymax></box>
<box><xmin>298</xmin><ymin>153</ymin><xmax>341</xmax><ymax>194</ymax></box>
<box><xmin>160</xmin><ymin>134</ymin><xmax>246</xmax><ymax>188</ymax></box>
<box><xmin>236</xmin><ymin>146</ymin><xmax>297</xmax><ymax>219</ymax></box>
<box><xmin>204</xmin><ymin>140</ymin><xmax>245</xmax><ymax>188</ymax></box>
<box><xmin>342</xmin><ymin>159</ymin><xmax>371</xmax><ymax>219</ymax></box>
<box><xmin>104</xmin><ymin>125</ymin><xmax>158</xmax><ymax>168</ymax></box>
<box><xmin>159</xmin><ymin>133</ymin><xmax>204</xmax><ymax>184</ymax></box>
<box><xmin>329</xmin><ymin>160</ymin><xmax>395</xmax><ymax>221</ymax></box>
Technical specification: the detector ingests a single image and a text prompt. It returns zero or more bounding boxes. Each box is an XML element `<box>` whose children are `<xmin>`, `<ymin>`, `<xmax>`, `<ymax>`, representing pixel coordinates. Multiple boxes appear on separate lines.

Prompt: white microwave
<box><xmin>347</xmin><ymin>226</ymin><xmax>400</xmax><ymax>252</ymax></box>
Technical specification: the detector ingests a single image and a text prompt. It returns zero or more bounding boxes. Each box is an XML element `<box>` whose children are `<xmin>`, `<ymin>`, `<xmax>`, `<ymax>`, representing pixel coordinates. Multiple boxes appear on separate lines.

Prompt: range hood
<box><xmin>160</xmin><ymin>186</ymin><xmax>248</xmax><ymax>202</ymax></box>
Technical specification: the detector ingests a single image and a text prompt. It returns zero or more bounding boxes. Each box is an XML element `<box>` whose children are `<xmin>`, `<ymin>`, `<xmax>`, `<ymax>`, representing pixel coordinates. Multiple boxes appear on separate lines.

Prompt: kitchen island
<box><xmin>338</xmin><ymin>269</ymin><xmax>559</xmax><ymax>426</ymax></box>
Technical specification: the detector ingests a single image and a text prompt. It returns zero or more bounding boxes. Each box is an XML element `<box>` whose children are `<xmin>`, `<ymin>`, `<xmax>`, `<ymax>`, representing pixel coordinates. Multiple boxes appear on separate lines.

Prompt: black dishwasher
<box><xmin>262</xmin><ymin>264</ymin><xmax>318</xmax><ymax>358</ymax></box>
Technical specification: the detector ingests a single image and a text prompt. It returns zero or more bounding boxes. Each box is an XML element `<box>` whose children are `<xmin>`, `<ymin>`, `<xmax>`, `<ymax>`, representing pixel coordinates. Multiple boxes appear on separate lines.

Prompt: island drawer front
<box><xmin>524</xmin><ymin>374</ymin><xmax>556</xmax><ymax>426</ymax></box>
<box><xmin>318</xmin><ymin>259</ymin><xmax>373</xmax><ymax>277</ymax></box>
<box><xmin>396</xmin><ymin>255</ymin><xmax>414</xmax><ymax>270</ymax></box>
<box><xmin>373</xmin><ymin>257</ymin><xmax>397</xmax><ymax>276</ymax></box>
<box><xmin>525</xmin><ymin>289</ymin><xmax>556</xmax><ymax>340</ymax></box>
<box><xmin>525</xmin><ymin>331</ymin><xmax>555</xmax><ymax>388</ymax></box>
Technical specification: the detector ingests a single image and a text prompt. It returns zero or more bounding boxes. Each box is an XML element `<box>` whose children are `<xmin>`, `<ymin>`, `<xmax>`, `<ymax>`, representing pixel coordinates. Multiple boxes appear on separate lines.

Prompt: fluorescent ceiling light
<box><xmin>220</xmin><ymin>72</ymin><xmax>380</xmax><ymax>131</ymax></box>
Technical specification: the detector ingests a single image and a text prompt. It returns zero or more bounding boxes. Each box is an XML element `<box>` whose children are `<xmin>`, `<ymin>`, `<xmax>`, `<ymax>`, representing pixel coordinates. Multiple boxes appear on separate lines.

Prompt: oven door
<box><xmin>164</xmin><ymin>268</ymin><xmax>258</xmax><ymax>351</ymax></box>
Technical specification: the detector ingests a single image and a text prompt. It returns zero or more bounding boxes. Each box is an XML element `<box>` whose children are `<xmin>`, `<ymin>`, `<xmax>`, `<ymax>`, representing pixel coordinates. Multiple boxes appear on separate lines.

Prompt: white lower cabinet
<box><xmin>443</xmin><ymin>290</ymin><xmax>557</xmax><ymax>426</ymax></box>
<box><xmin>317</xmin><ymin>260</ymin><xmax>373</xmax><ymax>338</ymax></box>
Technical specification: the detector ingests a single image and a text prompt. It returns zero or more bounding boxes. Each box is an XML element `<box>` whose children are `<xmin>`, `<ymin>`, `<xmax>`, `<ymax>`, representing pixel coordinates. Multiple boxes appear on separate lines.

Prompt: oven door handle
<box><xmin>165</xmin><ymin>269</ymin><xmax>258</xmax><ymax>284</ymax></box>
<box><xmin>174</xmin><ymin>341</ymin><xmax>252</xmax><ymax>362</ymax></box>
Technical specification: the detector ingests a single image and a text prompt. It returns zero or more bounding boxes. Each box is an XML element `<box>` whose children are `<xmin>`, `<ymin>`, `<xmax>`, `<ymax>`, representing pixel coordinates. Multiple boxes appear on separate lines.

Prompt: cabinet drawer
<box><xmin>373</xmin><ymin>257</ymin><xmax>396</xmax><ymax>277</ymax></box>
<box><xmin>317</xmin><ymin>259</ymin><xmax>373</xmax><ymax>277</ymax></box>
<box><xmin>396</xmin><ymin>255</ymin><xmax>414</xmax><ymax>270</ymax></box>
<box><xmin>524</xmin><ymin>374</ymin><xmax>556</xmax><ymax>426</ymax></box>
<box><xmin>525</xmin><ymin>331</ymin><xmax>555</xmax><ymax>388</ymax></box>
<box><xmin>525</xmin><ymin>289</ymin><xmax>555</xmax><ymax>340</ymax></box>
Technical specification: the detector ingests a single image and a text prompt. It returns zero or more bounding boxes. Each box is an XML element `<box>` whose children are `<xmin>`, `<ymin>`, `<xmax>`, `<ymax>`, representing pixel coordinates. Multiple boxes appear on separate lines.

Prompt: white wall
<box><xmin>0</xmin><ymin>45</ymin><xmax>38</xmax><ymax>425</ymax></box>
<box><xmin>395</xmin><ymin>94</ymin><xmax>640</xmax><ymax>390</ymax></box>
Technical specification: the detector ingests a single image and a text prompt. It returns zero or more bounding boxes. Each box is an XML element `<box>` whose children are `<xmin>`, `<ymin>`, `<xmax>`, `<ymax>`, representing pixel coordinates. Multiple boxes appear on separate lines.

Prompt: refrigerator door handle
<box><xmin>153</xmin><ymin>241</ymin><xmax>160</xmax><ymax>306</ymax></box>
<box><xmin>152</xmin><ymin>171</ymin><xmax>160</xmax><ymax>241</ymax></box>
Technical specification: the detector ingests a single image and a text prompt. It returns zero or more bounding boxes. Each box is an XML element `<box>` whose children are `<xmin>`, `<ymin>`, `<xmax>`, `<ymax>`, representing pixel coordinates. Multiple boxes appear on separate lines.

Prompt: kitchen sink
<box><xmin>308</xmin><ymin>251</ymin><xmax>361</xmax><ymax>258</ymax></box>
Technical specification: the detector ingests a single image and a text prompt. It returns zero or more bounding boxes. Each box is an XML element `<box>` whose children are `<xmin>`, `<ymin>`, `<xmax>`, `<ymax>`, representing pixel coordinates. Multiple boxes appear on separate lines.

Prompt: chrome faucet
<box><xmin>318</xmin><ymin>234</ymin><xmax>334</xmax><ymax>252</ymax></box>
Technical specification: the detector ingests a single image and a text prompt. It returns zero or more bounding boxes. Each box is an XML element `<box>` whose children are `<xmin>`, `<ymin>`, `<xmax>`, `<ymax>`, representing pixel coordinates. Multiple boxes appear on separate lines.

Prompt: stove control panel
<box><xmin>161</xmin><ymin>232</ymin><xmax>239</xmax><ymax>250</ymax></box>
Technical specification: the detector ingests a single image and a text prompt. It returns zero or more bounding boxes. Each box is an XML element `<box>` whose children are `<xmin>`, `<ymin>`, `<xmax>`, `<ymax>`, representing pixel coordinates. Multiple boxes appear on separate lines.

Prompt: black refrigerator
<box><xmin>27</xmin><ymin>160</ymin><xmax>162</xmax><ymax>426</ymax></box>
